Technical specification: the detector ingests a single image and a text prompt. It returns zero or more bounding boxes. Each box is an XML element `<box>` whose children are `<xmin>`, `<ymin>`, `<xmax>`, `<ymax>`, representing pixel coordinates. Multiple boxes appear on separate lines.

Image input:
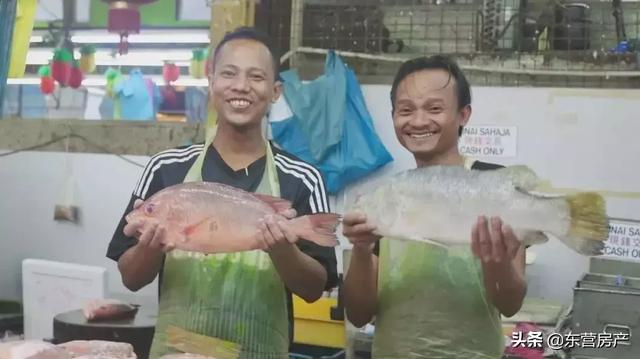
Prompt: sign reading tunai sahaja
<box><xmin>459</xmin><ymin>126</ymin><xmax>517</xmax><ymax>158</ymax></box>
<box><xmin>603</xmin><ymin>219</ymin><xmax>640</xmax><ymax>262</ymax></box>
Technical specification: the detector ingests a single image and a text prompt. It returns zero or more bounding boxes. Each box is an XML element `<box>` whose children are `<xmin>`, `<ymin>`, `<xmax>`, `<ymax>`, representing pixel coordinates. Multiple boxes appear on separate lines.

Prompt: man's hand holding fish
<box><xmin>123</xmin><ymin>199</ymin><xmax>176</xmax><ymax>253</ymax></box>
<box><xmin>258</xmin><ymin>213</ymin><xmax>300</xmax><ymax>252</ymax></box>
<box><xmin>471</xmin><ymin>216</ymin><xmax>521</xmax><ymax>265</ymax></box>
<box><xmin>471</xmin><ymin>215</ymin><xmax>527</xmax><ymax>318</ymax></box>
<box><xmin>341</xmin><ymin>212</ymin><xmax>381</xmax><ymax>252</ymax></box>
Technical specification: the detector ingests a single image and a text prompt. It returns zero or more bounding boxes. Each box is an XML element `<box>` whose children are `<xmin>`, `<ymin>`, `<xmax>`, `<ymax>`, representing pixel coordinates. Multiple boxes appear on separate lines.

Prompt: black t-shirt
<box><xmin>373</xmin><ymin>160</ymin><xmax>505</xmax><ymax>256</ymax></box>
<box><xmin>106</xmin><ymin>142</ymin><xmax>338</xmax><ymax>344</ymax></box>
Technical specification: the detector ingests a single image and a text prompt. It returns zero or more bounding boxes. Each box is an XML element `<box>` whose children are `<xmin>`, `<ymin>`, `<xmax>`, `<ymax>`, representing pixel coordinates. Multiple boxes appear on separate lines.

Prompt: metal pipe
<box><xmin>281</xmin><ymin>46</ymin><xmax>640</xmax><ymax>78</ymax></box>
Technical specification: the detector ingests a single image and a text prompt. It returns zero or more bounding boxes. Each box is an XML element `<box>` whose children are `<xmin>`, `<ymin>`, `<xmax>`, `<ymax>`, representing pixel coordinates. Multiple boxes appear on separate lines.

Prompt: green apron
<box><xmin>372</xmin><ymin>159</ymin><xmax>505</xmax><ymax>359</ymax></box>
<box><xmin>148</xmin><ymin>126</ymin><xmax>290</xmax><ymax>359</ymax></box>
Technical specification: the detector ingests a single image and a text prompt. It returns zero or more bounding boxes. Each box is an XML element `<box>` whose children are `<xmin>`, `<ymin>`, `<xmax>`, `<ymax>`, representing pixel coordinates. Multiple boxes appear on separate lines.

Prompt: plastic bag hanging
<box><xmin>54</xmin><ymin>134</ymin><xmax>80</xmax><ymax>223</ymax></box>
<box><xmin>270</xmin><ymin>51</ymin><xmax>393</xmax><ymax>194</ymax></box>
<box><xmin>278</xmin><ymin>51</ymin><xmax>346</xmax><ymax>162</ymax></box>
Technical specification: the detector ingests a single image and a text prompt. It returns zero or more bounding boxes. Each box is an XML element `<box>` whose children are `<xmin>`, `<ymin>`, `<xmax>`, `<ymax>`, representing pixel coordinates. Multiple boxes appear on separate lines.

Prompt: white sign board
<box><xmin>602</xmin><ymin>219</ymin><xmax>640</xmax><ymax>262</ymax></box>
<box><xmin>459</xmin><ymin>125</ymin><xmax>517</xmax><ymax>158</ymax></box>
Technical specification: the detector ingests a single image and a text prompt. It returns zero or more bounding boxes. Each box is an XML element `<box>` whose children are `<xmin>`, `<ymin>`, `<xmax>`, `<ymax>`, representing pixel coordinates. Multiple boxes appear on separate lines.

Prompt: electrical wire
<box><xmin>0</xmin><ymin>132</ymin><xmax>146</xmax><ymax>168</ymax></box>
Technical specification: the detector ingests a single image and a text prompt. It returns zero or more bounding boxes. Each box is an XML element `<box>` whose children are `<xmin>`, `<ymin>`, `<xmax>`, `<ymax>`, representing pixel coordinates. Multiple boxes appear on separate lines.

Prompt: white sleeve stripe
<box><xmin>275</xmin><ymin>154</ymin><xmax>328</xmax><ymax>211</ymax></box>
<box><xmin>275</xmin><ymin>154</ymin><xmax>327</xmax><ymax>212</ymax></box>
<box><xmin>135</xmin><ymin>147</ymin><xmax>204</xmax><ymax>199</ymax></box>
<box><xmin>138</xmin><ymin>151</ymin><xmax>202</xmax><ymax>199</ymax></box>
<box><xmin>274</xmin><ymin>156</ymin><xmax>326</xmax><ymax>213</ymax></box>
<box><xmin>134</xmin><ymin>144</ymin><xmax>203</xmax><ymax>195</ymax></box>
<box><xmin>274</xmin><ymin>156</ymin><xmax>322</xmax><ymax>212</ymax></box>
<box><xmin>274</xmin><ymin>161</ymin><xmax>318</xmax><ymax>213</ymax></box>
<box><xmin>275</xmin><ymin>153</ymin><xmax>328</xmax><ymax>210</ymax></box>
<box><xmin>133</xmin><ymin>145</ymin><xmax>203</xmax><ymax>197</ymax></box>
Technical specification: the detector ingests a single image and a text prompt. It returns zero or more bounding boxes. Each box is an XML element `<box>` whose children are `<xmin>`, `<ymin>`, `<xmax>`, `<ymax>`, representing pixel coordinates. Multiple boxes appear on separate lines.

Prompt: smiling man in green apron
<box><xmin>341</xmin><ymin>55</ymin><xmax>528</xmax><ymax>358</ymax></box>
<box><xmin>106</xmin><ymin>27</ymin><xmax>337</xmax><ymax>359</ymax></box>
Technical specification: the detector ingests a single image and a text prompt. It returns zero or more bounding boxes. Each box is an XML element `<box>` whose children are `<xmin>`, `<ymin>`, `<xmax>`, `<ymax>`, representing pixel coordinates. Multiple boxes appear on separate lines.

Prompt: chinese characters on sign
<box><xmin>458</xmin><ymin>126</ymin><xmax>517</xmax><ymax>158</ymax></box>
<box><xmin>603</xmin><ymin>219</ymin><xmax>640</xmax><ymax>261</ymax></box>
<box><xmin>510</xmin><ymin>331</ymin><xmax>630</xmax><ymax>350</ymax></box>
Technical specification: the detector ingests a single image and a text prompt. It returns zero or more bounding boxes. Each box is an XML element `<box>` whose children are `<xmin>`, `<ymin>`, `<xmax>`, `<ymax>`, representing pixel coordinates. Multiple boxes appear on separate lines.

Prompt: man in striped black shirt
<box><xmin>106</xmin><ymin>27</ymin><xmax>337</xmax><ymax>356</ymax></box>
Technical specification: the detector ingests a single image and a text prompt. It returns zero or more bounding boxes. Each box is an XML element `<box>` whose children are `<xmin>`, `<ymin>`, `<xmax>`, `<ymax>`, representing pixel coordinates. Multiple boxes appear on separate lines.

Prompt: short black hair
<box><xmin>390</xmin><ymin>55</ymin><xmax>471</xmax><ymax>136</ymax></box>
<box><xmin>210</xmin><ymin>26</ymin><xmax>280</xmax><ymax>77</ymax></box>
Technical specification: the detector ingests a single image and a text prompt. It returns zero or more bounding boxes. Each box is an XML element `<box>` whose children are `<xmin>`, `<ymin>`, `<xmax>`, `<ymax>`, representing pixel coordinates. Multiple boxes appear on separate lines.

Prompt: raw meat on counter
<box><xmin>0</xmin><ymin>340</ymin><xmax>70</xmax><ymax>359</ymax></box>
<box><xmin>58</xmin><ymin>340</ymin><xmax>136</xmax><ymax>358</ymax></box>
<box><xmin>0</xmin><ymin>340</ymin><xmax>137</xmax><ymax>359</ymax></box>
<box><xmin>82</xmin><ymin>299</ymin><xmax>139</xmax><ymax>321</ymax></box>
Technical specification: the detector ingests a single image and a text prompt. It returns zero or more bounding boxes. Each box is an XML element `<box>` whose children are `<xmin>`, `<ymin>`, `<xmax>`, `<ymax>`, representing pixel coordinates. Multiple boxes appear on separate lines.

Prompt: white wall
<box><xmin>1</xmin><ymin>86</ymin><xmax>639</xmax><ymax>308</ymax></box>
<box><xmin>0</xmin><ymin>150</ymin><xmax>158</xmax><ymax>308</ymax></box>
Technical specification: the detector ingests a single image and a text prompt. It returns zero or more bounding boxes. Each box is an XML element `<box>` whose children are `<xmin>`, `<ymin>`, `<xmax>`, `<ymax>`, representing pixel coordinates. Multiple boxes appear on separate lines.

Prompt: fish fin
<box><xmin>497</xmin><ymin>165</ymin><xmax>542</xmax><ymax>191</ymax></box>
<box><xmin>253</xmin><ymin>193</ymin><xmax>293</xmax><ymax>213</ymax></box>
<box><xmin>516</xmin><ymin>230</ymin><xmax>550</xmax><ymax>246</ymax></box>
<box><xmin>418</xmin><ymin>237</ymin><xmax>450</xmax><ymax>249</ymax></box>
<box><xmin>182</xmin><ymin>217</ymin><xmax>216</xmax><ymax>237</ymax></box>
<box><xmin>565</xmin><ymin>192</ymin><xmax>609</xmax><ymax>244</ymax></box>
<box><xmin>557</xmin><ymin>234</ymin><xmax>606</xmax><ymax>256</ymax></box>
<box><xmin>290</xmin><ymin>213</ymin><xmax>341</xmax><ymax>247</ymax></box>
<box><xmin>515</xmin><ymin>186</ymin><xmax>565</xmax><ymax>199</ymax></box>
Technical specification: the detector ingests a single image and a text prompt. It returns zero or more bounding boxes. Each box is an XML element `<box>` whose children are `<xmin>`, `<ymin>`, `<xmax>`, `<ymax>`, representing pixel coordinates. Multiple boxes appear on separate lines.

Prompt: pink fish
<box><xmin>82</xmin><ymin>299</ymin><xmax>139</xmax><ymax>321</ymax></box>
<box><xmin>125</xmin><ymin>182</ymin><xmax>340</xmax><ymax>254</ymax></box>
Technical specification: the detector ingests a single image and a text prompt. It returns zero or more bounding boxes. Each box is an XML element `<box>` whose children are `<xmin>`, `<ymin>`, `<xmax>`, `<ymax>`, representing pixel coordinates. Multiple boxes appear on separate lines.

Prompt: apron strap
<box><xmin>184</xmin><ymin>124</ymin><xmax>281</xmax><ymax>197</ymax></box>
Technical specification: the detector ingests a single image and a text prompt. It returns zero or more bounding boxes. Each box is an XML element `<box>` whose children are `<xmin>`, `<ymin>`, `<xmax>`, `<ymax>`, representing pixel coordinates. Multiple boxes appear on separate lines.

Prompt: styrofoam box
<box><xmin>22</xmin><ymin>259</ymin><xmax>107</xmax><ymax>340</ymax></box>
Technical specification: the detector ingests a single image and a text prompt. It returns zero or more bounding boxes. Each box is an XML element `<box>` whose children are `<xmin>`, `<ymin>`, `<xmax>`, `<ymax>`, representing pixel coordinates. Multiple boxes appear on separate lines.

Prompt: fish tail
<box><xmin>290</xmin><ymin>214</ymin><xmax>341</xmax><ymax>247</ymax></box>
<box><xmin>561</xmin><ymin>192</ymin><xmax>609</xmax><ymax>255</ymax></box>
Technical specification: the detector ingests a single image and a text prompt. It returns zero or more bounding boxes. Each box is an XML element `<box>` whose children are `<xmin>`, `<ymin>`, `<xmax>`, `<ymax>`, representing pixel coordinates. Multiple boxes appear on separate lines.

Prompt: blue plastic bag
<box><xmin>270</xmin><ymin>51</ymin><xmax>393</xmax><ymax>194</ymax></box>
<box><xmin>279</xmin><ymin>52</ymin><xmax>346</xmax><ymax>161</ymax></box>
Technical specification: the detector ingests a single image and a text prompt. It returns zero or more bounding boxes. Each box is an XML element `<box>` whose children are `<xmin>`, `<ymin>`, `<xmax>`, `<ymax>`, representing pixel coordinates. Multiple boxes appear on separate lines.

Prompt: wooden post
<box><xmin>207</xmin><ymin>0</ymin><xmax>257</xmax><ymax>139</ymax></box>
<box><xmin>289</xmin><ymin>0</ymin><xmax>303</xmax><ymax>68</ymax></box>
<box><xmin>209</xmin><ymin>0</ymin><xmax>256</xmax><ymax>47</ymax></box>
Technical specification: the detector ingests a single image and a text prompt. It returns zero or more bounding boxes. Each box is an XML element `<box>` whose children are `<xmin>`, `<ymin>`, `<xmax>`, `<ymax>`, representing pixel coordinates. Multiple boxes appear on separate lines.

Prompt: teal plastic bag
<box><xmin>271</xmin><ymin>51</ymin><xmax>393</xmax><ymax>194</ymax></box>
<box><xmin>279</xmin><ymin>52</ymin><xmax>346</xmax><ymax>161</ymax></box>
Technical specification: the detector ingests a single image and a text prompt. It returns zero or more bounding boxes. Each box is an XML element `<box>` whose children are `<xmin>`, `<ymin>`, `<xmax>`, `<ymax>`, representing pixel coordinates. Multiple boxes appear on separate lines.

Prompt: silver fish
<box><xmin>349</xmin><ymin>165</ymin><xmax>609</xmax><ymax>255</ymax></box>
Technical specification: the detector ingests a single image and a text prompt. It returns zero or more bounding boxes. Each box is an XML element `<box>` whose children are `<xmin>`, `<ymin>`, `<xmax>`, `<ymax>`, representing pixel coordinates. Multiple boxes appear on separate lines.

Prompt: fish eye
<box><xmin>144</xmin><ymin>203</ymin><xmax>155</xmax><ymax>215</ymax></box>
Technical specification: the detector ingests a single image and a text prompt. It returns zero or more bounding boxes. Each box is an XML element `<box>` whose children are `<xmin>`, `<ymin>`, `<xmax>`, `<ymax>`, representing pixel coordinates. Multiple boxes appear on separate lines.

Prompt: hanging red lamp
<box><xmin>38</xmin><ymin>65</ymin><xmax>55</xmax><ymax>95</ymax></box>
<box><xmin>51</xmin><ymin>48</ymin><xmax>72</xmax><ymax>87</ymax></box>
<box><xmin>68</xmin><ymin>60</ymin><xmax>84</xmax><ymax>89</ymax></box>
<box><xmin>101</xmin><ymin>0</ymin><xmax>158</xmax><ymax>55</ymax></box>
<box><xmin>162</xmin><ymin>61</ymin><xmax>180</xmax><ymax>84</ymax></box>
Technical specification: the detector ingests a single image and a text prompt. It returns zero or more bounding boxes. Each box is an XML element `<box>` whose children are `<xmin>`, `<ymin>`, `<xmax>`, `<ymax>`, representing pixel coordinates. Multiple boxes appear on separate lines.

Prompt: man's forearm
<box><xmin>343</xmin><ymin>246</ymin><xmax>378</xmax><ymax>328</ymax></box>
<box><xmin>269</xmin><ymin>244</ymin><xmax>327</xmax><ymax>303</ymax></box>
<box><xmin>482</xmin><ymin>261</ymin><xmax>526</xmax><ymax>317</ymax></box>
<box><xmin>118</xmin><ymin>244</ymin><xmax>164</xmax><ymax>292</ymax></box>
